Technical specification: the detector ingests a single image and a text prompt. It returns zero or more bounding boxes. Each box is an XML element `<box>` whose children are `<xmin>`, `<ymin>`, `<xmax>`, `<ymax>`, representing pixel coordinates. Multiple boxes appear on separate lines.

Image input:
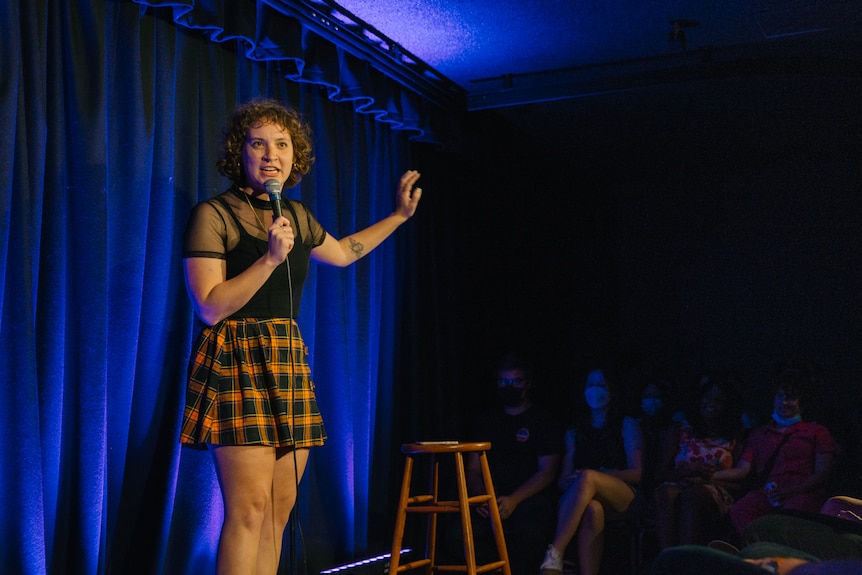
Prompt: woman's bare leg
<box><xmin>550</xmin><ymin>470</ymin><xmax>636</xmax><ymax>565</ymax></box>
<box><xmin>211</xmin><ymin>445</ymin><xmax>278</xmax><ymax>575</ymax></box>
<box><xmin>256</xmin><ymin>448</ymin><xmax>309</xmax><ymax>575</ymax></box>
<box><xmin>577</xmin><ymin>500</ymin><xmax>606</xmax><ymax>575</ymax></box>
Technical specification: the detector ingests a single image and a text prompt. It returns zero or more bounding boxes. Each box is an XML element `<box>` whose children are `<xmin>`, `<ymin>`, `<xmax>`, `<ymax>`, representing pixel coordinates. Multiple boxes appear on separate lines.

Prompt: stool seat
<box><xmin>389</xmin><ymin>441</ymin><xmax>511</xmax><ymax>575</ymax></box>
<box><xmin>401</xmin><ymin>441</ymin><xmax>491</xmax><ymax>454</ymax></box>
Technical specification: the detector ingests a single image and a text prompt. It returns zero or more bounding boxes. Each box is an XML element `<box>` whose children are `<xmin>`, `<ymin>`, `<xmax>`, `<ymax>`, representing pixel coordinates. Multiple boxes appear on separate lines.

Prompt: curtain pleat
<box><xmin>132</xmin><ymin>0</ymin><xmax>440</xmax><ymax>139</ymax></box>
<box><xmin>0</xmin><ymin>0</ymin><xmax>427</xmax><ymax>573</ymax></box>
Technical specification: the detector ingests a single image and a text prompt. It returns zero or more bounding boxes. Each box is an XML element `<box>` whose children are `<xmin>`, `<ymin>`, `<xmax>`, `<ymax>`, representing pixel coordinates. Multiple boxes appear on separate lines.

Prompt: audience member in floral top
<box><xmin>653</xmin><ymin>373</ymin><xmax>745</xmax><ymax>548</ymax></box>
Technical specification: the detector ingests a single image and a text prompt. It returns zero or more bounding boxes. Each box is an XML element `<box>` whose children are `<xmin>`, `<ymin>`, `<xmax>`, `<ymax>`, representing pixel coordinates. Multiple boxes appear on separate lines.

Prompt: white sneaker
<box><xmin>539</xmin><ymin>545</ymin><xmax>563</xmax><ymax>575</ymax></box>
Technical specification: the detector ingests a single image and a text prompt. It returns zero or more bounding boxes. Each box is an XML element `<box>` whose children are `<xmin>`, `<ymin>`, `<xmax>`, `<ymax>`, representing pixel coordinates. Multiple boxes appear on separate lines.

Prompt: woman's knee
<box><xmin>569</xmin><ymin>469</ymin><xmax>612</xmax><ymax>499</ymax></box>
<box><xmin>729</xmin><ymin>495</ymin><xmax>764</xmax><ymax>534</ymax></box>
<box><xmin>272</xmin><ymin>489</ymin><xmax>298</xmax><ymax>525</ymax></box>
<box><xmin>578</xmin><ymin>468</ymin><xmax>604</xmax><ymax>486</ymax></box>
<box><xmin>225</xmin><ymin>488</ymin><xmax>271</xmax><ymax>528</ymax></box>
<box><xmin>560</xmin><ymin>470</ymin><xmax>593</xmax><ymax>503</ymax></box>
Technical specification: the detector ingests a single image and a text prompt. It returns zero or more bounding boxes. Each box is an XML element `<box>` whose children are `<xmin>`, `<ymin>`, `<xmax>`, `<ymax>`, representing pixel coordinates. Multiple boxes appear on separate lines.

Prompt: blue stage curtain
<box><xmin>0</xmin><ymin>1</ymin><xmax>428</xmax><ymax>573</ymax></box>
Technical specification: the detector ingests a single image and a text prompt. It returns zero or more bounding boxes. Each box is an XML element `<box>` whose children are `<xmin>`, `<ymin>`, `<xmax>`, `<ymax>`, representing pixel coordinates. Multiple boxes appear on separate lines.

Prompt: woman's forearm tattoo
<box><xmin>349</xmin><ymin>237</ymin><xmax>365</xmax><ymax>258</ymax></box>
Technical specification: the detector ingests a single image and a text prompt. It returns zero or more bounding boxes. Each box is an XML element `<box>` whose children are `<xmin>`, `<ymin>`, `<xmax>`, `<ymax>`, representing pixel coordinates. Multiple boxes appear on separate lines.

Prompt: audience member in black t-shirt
<box><xmin>449</xmin><ymin>352</ymin><xmax>564</xmax><ymax>575</ymax></box>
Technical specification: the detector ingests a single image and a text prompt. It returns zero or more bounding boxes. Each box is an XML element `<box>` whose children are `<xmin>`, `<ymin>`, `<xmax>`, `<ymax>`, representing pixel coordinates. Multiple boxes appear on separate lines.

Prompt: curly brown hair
<box><xmin>216</xmin><ymin>97</ymin><xmax>314</xmax><ymax>188</ymax></box>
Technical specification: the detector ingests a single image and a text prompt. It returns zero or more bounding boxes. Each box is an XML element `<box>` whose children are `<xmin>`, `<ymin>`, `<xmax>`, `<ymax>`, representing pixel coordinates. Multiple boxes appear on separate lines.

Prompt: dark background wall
<box><xmin>434</xmin><ymin>69</ymin><xmax>861</xmax><ymax>490</ymax></box>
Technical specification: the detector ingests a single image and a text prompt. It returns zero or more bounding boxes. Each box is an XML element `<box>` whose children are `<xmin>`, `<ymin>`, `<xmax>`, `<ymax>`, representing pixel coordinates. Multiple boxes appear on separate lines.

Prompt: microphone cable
<box><xmin>247</xmin><ymin>182</ymin><xmax>306</xmax><ymax>573</ymax></box>
<box><xmin>282</xmin><ymin>251</ymin><xmax>307</xmax><ymax>575</ymax></box>
<box><xmin>269</xmin><ymin>185</ymin><xmax>306</xmax><ymax>575</ymax></box>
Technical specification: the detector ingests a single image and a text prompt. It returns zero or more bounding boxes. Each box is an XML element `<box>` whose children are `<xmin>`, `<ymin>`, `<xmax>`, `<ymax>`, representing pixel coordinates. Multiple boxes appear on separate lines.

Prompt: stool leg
<box><xmin>426</xmin><ymin>454</ymin><xmax>439</xmax><ymax>575</ymax></box>
<box><xmin>480</xmin><ymin>451</ymin><xmax>512</xmax><ymax>575</ymax></box>
<box><xmin>455</xmin><ymin>451</ymin><xmax>479</xmax><ymax>575</ymax></box>
<box><xmin>390</xmin><ymin>455</ymin><xmax>414</xmax><ymax>573</ymax></box>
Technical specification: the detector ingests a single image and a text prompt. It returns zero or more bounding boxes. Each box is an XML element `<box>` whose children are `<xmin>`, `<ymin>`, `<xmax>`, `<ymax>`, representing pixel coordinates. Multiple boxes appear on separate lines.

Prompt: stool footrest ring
<box><xmin>433</xmin><ymin>561</ymin><xmax>508</xmax><ymax>573</ymax></box>
<box><xmin>406</xmin><ymin>504</ymin><xmax>461</xmax><ymax>513</ymax></box>
<box><xmin>394</xmin><ymin>559</ymin><xmax>432</xmax><ymax>572</ymax></box>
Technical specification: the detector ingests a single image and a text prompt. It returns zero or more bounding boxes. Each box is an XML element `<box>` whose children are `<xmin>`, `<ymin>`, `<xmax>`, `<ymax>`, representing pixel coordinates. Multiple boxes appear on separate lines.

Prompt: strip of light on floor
<box><xmin>320</xmin><ymin>549</ymin><xmax>413</xmax><ymax>573</ymax></box>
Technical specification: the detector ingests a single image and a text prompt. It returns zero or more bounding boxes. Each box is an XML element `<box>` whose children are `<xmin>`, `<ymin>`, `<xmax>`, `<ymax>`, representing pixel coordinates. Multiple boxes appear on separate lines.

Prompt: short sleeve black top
<box><xmin>469</xmin><ymin>405</ymin><xmax>565</xmax><ymax>495</ymax></box>
<box><xmin>183</xmin><ymin>185</ymin><xmax>327</xmax><ymax>319</ymax></box>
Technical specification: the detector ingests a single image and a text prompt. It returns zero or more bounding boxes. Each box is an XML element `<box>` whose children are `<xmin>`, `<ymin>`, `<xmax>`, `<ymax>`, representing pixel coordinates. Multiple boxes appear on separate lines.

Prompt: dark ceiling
<box><xmin>328</xmin><ymin>0</ymin><xmax>862</xmax><ymax>109</ymax></box>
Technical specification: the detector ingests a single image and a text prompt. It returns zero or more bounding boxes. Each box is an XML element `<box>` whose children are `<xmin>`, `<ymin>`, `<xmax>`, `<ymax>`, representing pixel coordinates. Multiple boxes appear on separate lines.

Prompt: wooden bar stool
<box><xmin>389</xmin><ymin>441</ymin><xmax>511</xmax><ymax>575</ymax></box>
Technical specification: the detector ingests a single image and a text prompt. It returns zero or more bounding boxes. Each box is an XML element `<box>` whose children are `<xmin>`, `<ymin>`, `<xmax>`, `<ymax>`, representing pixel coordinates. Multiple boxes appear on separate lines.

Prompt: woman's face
<box><xmin>774</xmin><ymin>387</ymin><xmax>801</xmax><ymax>419</ymax></box>
<box><xmin>242</xmin><ymin>121</ymin><xmax>294</xmax><ymax>193</ymax></box>
<box><xmin>641</xmin><ymin>383</ymin><xmax>664</xmax><ymax>416</ymax></box>
<box><xmin>584</xmin><ymin>369</ymin><xmax>611</xmax><ymax>409</ymax></box>
<box><xmin>700</xmin><ymin>384</ymin><xmax>725</xmax><ymax>422</ymax></box>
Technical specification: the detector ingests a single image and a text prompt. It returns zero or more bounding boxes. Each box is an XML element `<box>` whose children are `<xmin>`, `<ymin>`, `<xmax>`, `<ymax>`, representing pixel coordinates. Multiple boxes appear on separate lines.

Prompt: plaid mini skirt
<box><xmin>180</xmin><ymin>318</ymin><xmax>327</xmax><ymax>448</ymax></box>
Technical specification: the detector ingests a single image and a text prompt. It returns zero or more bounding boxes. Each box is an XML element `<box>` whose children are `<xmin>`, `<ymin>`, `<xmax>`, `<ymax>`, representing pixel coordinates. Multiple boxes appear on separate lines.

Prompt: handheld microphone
<box><xmin>264</xmin><ymin>178</ymin><xmax>283</xmax><ymax>220</ymax></box>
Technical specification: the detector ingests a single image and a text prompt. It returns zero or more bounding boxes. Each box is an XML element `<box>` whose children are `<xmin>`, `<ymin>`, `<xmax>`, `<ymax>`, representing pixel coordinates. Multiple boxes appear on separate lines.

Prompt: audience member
<box><xmin>636</xmin><ymin>375</ymin><xmax>676</xmax><ymax>503</ymax></box>
<box><xmin>540</xmin><ymin>368</ymin><xmax>643</xmax><ymax>575</ymax></box>
<box><xmin>455</xmin><ymin>353</ymin><xmax>565</xmax><ymax>575</ymax></box>
<box><xmin>653</xmin><ymin>373</ymin><xmax>744</xmax><ymax>548</ymax></box>
<box><xmin>713</xmin><ymin>365</ymin><xmax>836</xmax><ymax>535</ymax></box>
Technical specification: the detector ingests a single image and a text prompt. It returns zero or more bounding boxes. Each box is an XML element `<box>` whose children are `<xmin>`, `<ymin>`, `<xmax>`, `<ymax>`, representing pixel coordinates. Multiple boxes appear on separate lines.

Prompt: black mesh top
<box><xmin>183</xmin><ymin>185</ymin><xmax>328</xmax><ymax>319</ymax></box>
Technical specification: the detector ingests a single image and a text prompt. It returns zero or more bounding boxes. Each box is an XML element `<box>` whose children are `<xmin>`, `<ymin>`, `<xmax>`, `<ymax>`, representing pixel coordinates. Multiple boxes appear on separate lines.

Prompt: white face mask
<box><xmin>585</xmin><ymin>387</ymin><xmax>610</xmax><ymax>409</ymax></box>
<box><xmin>772</xmin><ymin>411</ymin><xmax>802</xmax><ymax>427</ymax></box>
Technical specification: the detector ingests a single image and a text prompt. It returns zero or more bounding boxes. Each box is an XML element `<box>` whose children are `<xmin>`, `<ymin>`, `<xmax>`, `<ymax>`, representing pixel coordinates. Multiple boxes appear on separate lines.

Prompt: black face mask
<box><xmin>497</xmin><ymin>386</ymin><xmax>525</xmax><ymax>407</ymax></box>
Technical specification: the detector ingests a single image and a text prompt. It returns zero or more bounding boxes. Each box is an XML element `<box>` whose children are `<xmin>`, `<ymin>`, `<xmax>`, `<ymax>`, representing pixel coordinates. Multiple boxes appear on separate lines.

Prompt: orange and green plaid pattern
<box><xmin>180</xmin><ymin>318</ymin><xmax>327</xmax><ymax>447</ymax></box>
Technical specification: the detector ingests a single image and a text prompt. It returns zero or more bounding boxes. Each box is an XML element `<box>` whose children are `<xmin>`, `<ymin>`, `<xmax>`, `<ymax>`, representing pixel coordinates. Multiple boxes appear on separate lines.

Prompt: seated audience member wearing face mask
<box><xmin>635</xmin><ymin>375</ymin><xmax>675</xmax><ymax>512</ymax></box>
<box><xmin>444</xmin><ymin>352</ymin><xmax>564</xmax><ymax>575</ymax></box>
<box><xmin>540</xmin><ymin>368</ymin><xmax>643</xmax><ymax>575</ymax></box>
<box><xmin>712</xmin><ymin>366</ymin><xmax>836</xmax><ymax>536</ymax></box>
